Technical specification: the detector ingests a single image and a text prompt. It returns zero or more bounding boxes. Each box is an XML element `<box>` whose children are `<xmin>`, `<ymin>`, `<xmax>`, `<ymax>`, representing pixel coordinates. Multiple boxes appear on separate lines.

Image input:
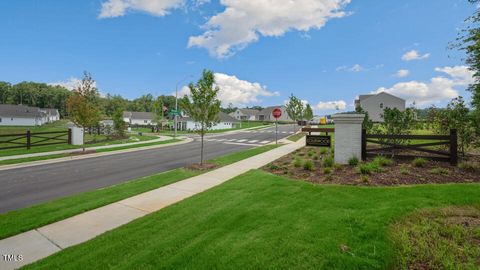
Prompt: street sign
<box><xmin>306</xmin><ymin>135</ymin><xmax>331</xmax><ymax>147</ymax></box>
<box><xmin>272</xmin><ymin>108</ymin><xmax>282</xmax><ymax>119</ymax></box>
<box><xmin>169</xmin><ymin>109</ymin><xmax>181</xmax><ymax>116</ymax></box>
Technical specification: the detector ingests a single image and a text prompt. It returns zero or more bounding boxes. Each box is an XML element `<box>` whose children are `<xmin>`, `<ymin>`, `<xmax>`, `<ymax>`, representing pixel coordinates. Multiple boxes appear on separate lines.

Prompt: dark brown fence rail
<box><xmin>301</xmin><ymin>128</ymin><xmax>335</xmax><ymax>135</ymax></box>
<box><xmin>0</xmin><ymin>130</ymin><xmax>71</xmax><ymax>151</ymax></box>
<box><xmin>362</xmin><ymin>129</ymin><xmax>457</xmax><ymax>165</ymax></box>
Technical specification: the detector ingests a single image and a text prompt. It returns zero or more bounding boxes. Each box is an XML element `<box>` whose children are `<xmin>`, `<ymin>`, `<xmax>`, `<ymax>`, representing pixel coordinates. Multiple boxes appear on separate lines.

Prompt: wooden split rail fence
<box><xmin>0</xmin><ymin>130</ymin><xmax>72</xmax><ymax>151</ymax></box>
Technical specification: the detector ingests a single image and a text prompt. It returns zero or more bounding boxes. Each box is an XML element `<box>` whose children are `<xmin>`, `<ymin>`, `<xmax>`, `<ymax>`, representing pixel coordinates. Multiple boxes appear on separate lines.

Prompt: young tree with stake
<box><xmin>66</xmin><ymin>72</ymin><xmax>101</xmax><ymax>151</ymax></box>
<box><xmin>180</xmin><ymin>70</ymin><xmax>221</xmax><ymax>165</ymax></box>
<box><xmin>286</xmin><ymin>94</ymin><xmax>304</xmax><ymax>131</ymax></box>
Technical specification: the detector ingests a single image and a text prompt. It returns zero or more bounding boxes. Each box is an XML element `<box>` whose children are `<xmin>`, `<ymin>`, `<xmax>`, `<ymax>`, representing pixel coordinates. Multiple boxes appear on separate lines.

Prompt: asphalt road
<box><xmin>0</xmin><ymin>124</ymin><xmax>297</xmax><ymax>213</ymax></box>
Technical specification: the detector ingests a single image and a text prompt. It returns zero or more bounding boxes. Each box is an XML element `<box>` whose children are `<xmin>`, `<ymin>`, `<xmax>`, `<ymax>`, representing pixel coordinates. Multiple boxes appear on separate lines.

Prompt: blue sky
<box><xmin>0</xmin><ymin>0</ymin><xmax>476</xmax><ymax>114</ymax></box>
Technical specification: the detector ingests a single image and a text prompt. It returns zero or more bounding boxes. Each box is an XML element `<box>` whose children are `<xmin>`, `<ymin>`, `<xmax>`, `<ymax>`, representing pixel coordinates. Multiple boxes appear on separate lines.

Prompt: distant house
<box><xmin>255</xmin><ymin>106</ymin><xmax>291</xmax><ymax>122</ymax></box>
<box><xmin>229</xmin><ymin>108</ymin><xmax>259</xmax><ymax>121</ymax></box>
<box><xmin>355</xmin><ymin>92</ymin><xmax>406</xmax><ymax>122</ymax></box>
<box><xmin>123</xmin><ymin>111</ymin><xmax>155</xmax><ymax>125</ymax></box>
<box><xmin>0</xmin><ymin>104</ymin><xmax>59</xmax><ymax>126</ymax></box>
<box><xmin>177</xmin><ymin>112</ymin><xmax>239</xmax><ymax>131</ymax></box>
<box><xmin>41</xmin><ymin>108</ymin><xmax>60</xmax><ymax>122</ymax></box>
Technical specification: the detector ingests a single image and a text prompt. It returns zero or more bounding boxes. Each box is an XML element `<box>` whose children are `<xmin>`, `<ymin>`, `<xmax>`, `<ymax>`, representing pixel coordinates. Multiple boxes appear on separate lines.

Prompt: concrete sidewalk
<box><xmin>0</xmin><ymin>136</ymin><xmax>173</xmax><ymax>162</ymax></box>
<box><xmin>0</xmin><ymin>138</ymin><xmax>304</xmax><ymax>269</ymax></box>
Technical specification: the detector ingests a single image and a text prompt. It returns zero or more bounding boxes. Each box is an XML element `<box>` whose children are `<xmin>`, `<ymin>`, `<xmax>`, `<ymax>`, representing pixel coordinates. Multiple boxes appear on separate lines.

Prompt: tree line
<box><xmin>0</xmin><ymin>79</ymin><xmax>179</xmax><ymax>118</ymax></box>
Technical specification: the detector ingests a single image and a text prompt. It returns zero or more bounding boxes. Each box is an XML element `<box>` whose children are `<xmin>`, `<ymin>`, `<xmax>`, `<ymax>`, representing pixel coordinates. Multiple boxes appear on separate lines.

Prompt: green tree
<box><xmin>376</xmin><ymin>107</ymin><xmax>416</xmax><ymax>156</ymax></box>
<box><xmin>112</xmin><ymin>109</ymin><xmax>126</xmax><ymax>137</ymax></box>
<box><xmin>453</xmin><ymin>0</ymin><xmax>480</xmax><ymax>134</ymax></box>
<box><xmin>66</xmin><ymin>72</ymin><xmax>101</xmax><ymax>151</ymax></box>
<box><xmin>303</xmin><ymin>104</ymin><xmax>314</xmax><ymax>121</ymax></box>
<box><xmin>286</xmin><ymin>94</ymin><xmax>304</xmax><ymax>131</ymax></box>
<box><xmin>180</xmin><ymin>69</ymin><xmax>221</xmax><ymax>165</ymax></box>
<box><xmin>355</xmin><ymin>105</ymin><xmax>373</xmax><ymax>132</ymax></box>
<box><xmin>0</xmin><ymin>82</ymin><xmax>11</xmax><ymax>104</ymax></box>
<box><xmin>434</xmin><ymin>97</ymin><xmax>475</xmax><ymax>156</ymax></box>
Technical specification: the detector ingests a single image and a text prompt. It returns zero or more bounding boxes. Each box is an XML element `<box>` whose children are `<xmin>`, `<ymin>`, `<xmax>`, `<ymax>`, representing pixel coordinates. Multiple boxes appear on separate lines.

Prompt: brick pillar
<box><xmin>331</xmin><ymin>114</ymin><xmax>365</xmax><ymax>165</ymax></box>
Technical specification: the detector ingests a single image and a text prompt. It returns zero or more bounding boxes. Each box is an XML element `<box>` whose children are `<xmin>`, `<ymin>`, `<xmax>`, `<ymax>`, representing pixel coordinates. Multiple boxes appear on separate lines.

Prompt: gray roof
<box><xmin>0</xmin><ymin>104</ymin><xmax>44</xmax><ymax>118</ymax></box>
<box><xmin>179</xmin><ymin>111</ymin><xmax>239</xmax><ymax>122</ymax></box>
<box><xmin>238</xmin><ymin>108</ymin><xmax>260</xmax><ymax>115</ymax></box>
<box><xmin>356</xmin><ymin>92</ymin><xmax>405</xmax><ymax>103</ymax></box>
<box><xmin>357</xmin><ymin>94</ymin><xmax>374</xmax><ymax>102</ymax></box>
<box><xmin>258</xmin><ymin>106</ymin><xmax>285</xmax><ymax>116</ymax></box>
<box><xmin>123</xmin><ymin>111</ymin><xmax>154</xmax><ymax>120</ymax></box>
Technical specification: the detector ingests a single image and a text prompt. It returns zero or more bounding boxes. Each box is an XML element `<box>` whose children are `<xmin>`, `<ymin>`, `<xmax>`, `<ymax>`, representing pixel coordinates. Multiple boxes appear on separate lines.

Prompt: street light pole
<box><xmin>174</xmin><ymin>75</ymin><xmax>192</xmax><ymax>139</ymax></box>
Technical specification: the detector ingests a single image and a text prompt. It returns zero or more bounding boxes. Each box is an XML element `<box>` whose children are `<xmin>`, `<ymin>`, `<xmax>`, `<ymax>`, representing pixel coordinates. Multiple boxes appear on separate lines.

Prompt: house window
<box><xmin>11</xmin><ymin>118</ymin><xmax>13</xmax><ymax>121</ymax></box>
<box><xmin>144</xmin><ymin>120</ymin><xmax>147</xmax><ymax>123</ymax></box>
<box><xmin>380</xmin><ymin>103</ymin><xmax>384</xmax><ymax>109</ymax></box>
<box><xmin>0</xmin><ymin>118</ymin><xmax>2</xmax><ymax>122</ymax></box>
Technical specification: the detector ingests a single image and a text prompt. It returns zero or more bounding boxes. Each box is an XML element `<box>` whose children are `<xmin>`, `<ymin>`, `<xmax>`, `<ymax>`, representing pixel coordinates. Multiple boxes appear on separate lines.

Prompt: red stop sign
<box><xmin>272</xmin><ymin>108</ymin><xmax>282</xmax><ymax>119</ymax></box>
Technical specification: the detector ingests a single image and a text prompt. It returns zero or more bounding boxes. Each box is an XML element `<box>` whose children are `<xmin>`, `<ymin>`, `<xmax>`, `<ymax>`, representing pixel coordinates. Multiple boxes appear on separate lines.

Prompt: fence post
<box><xmin>26</xmin><ymin>130</ymin><xmax>31</xmax><ymax>150</ymax></box>
<box><xmin>68</xmin><ymin>129</ymin><xmax>72</xmax><ymax>144</ymax></box>
<box><xmin>450</xmin><ymin>129</ymin><xmax>458</xmax><ymax>166</ymax></box>
<box><xmin>361</xmin><ymin>129</ymin><xmax>366</xmax><ymax>161</ymax></box>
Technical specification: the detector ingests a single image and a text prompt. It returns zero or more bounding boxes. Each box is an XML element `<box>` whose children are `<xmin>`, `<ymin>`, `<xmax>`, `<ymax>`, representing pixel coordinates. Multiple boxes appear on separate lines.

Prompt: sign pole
<box><xmin>275</xmin><ymin>119</ymin><xmax>278</xmax><ymax>144</ymax></box>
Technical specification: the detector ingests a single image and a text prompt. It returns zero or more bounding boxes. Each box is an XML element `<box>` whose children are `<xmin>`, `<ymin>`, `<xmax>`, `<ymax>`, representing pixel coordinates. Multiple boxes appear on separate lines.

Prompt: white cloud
<box><xmin>176</xmin><ymin>73</ymin><xmax>279</xmax><ymax>107</ymax></box>
<box><xmin>394</xmin><ymin>69</ymin><xmax>410</xmax><ymax>78</ymax></box>
<box><xmin>99</xmin><ymin>0</ymin><xmax>184</xmax><ymax>18</ymax></box>
<box><xmin>316</xmin><ymin>100</ymin><xmax>347</xmax><ymax>111</ymax></box>
<box><xmin>372</xmin><ymin>66</ymin><xmax>474</xmax><ymax>106</ymax></box>
<box><xmin>336</xmin><ymin>64</ymin><xmax>365</xmax><ymax>72</ymax></box>
<box><xmin>401</xmin><ymin>50</ymin><xmax>430</xmax><ymax>61</ymax></box>
<box><xmin>48</xmin><ymin>77</ymin><xmax>85</xmax><ymax>91</ymax></box>
<box><xmin>188</xmin><ymin>0</ymin><xmax>351</xmax><ymax>58</ymax></box>
<box><xmin>434</xmin><ymin>65</ymin><xmax>475</xmax><ymax>86</ymax></box>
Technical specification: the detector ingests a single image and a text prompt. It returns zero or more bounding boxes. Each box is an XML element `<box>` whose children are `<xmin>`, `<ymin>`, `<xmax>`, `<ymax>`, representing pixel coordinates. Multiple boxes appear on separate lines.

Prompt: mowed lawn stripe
<box><xmin>0</xmin><ymin>144</ymin><xmax>280</xmax><ymax>240</ymax></box>
<box><xmin>24</xmin><ymin>170</ymin><xmax>480</xmax><ymax>270</ymax></box>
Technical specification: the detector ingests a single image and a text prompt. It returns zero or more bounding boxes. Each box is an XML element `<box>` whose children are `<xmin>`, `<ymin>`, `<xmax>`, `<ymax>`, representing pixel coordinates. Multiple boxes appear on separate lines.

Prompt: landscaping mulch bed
<box><xmin>263</xmin><ymin>146</ymin><xmax>480</xmax><ymax>186</ymax></box>
<box><xmin>186</xmin><ymin>163</ymin><xmax>218</xmax><ymax>171</ymax></box>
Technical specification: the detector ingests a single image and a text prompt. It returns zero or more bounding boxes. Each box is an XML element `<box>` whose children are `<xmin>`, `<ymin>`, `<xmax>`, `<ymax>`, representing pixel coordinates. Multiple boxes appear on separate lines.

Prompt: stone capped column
<box><xmin>331</xmin><ymin>114</ymin><xmax>365</xmax><ymax>164</ymax></box>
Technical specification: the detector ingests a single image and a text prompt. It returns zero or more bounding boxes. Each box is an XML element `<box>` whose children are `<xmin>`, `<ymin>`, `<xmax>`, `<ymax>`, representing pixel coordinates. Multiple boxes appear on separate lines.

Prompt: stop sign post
<box><xmin>272</xmin><ymin>108</ymin><xmax>282</xmax><ymax>144</ymax></box>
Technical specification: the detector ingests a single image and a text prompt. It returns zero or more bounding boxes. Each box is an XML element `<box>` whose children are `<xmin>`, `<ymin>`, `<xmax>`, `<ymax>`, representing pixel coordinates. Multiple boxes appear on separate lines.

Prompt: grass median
<box><xmin>24</xmin><ymin>170</ymin><xmax>480</xmax><ymax>270</ymax></box>
<box><xmin>0</xmin><ymin>144</ymin><xmax>280</xmax><ymax>240</ymax></box>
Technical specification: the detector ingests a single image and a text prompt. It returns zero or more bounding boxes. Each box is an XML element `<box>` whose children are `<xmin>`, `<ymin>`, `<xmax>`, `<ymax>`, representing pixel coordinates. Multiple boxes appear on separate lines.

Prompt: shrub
<box><xmin>303</xmin><ymin>160</ymin><xmax>314</xmax><ymax>171</ymax></box>
<box><xmin>313</xmin><ymin>156</ymin><xmax>319</xmax><ymax>161</ymax></box>
<box><xmin>412</xmin><ymin>158</ymin><xmax>427</xmax><ymax>167</ymax></box>
<box><xmin>325</xmin><ymin>175</ymin><xmax>333</xmax><ymax>181</ymax></box>
<box><xmin>458</xmin><ymin>161</ymin><xmax>479</xmax><ymax>172</ymax></box>
<box><xmin>400</xmin><ymin>166</ymin><xmax>409</xmax><ymax>175</ymax></box>
<box><xmin>320</xmin><ymin>148</ymin><xmax>327</xmax><ymax>155</ymax></box>
<box><xmin>360</xmin><ymin>175</ymin><xmax>369</xmax><ymax>183</ymax></box>
<box><xmin>429</xmin><ymin>167</ymin><xmax>449</xmax><ymax>175</ymax></box>
<box><xmin>331</xmin><ymin>148</ymin><xmax>335</xmax><ymax>154</ymax></box>
<box><xmin>293</xmin><ymin>158</ymin><xmax>303</xmax><ymax>168</ymax></box>
<box><xmin>323</xmin><ymin>156</ymin><xmax>334</xmax><ymax>168</ymax></box>
<box><xmin>357</xmin><ymin>163</ymin><xmax>372</xmax><ymax>175</ymax></box>
<box><xmin>323</xmin><ymin>167</ymin><xmax>332</xmax><ymax>174</ymax></box>
<box><xmin>333</xmin><ymin>163</ymin><xmax>342</xmax><ymax>170</ymax></box>
<box><xmin>357</xmin><ymin>162</ymin><xmax>383</xmax><ymax>175</ymax></box>
<box><xmin>348</xmin><ymin>156</ymin><xmax>359</xmax><ymax>166</ymax></box>
<box><xmin>307</xmin><ymin>149</ymin><xmax>315</xmax><ymax>157</ymax></box>
<box><xmin>268</xmin><ymin>164</ymin><xmax>279</xmax><ymax>170</ymax></box>
<box><xmin>373</xmin><ymin>156</ymin><xmax>393</xmax><ymax>166</ymax></box>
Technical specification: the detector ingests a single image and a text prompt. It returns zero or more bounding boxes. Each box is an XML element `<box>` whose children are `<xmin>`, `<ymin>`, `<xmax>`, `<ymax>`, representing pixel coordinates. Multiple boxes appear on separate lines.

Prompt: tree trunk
<box><xmin>200</xmin><ymin>130</ymin><xmax>204</xmax><ymax>165</ymax></box>
<box><xmin>82</xmin><ymin>129</ymin><xmax>86</xmax><ymax>152</ymax></box>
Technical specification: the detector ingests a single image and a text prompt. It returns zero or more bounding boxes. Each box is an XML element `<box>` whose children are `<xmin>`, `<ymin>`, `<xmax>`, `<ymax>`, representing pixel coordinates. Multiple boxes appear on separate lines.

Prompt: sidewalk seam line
<box><xmin>115</xmin><ymin>202</ymin><xmax>152</xmax><ymax>214</ymax></box>
<box><xmin>35</xmin><ymin>229</ymin><xmax>63</xmax><ymax>250</ymax></box>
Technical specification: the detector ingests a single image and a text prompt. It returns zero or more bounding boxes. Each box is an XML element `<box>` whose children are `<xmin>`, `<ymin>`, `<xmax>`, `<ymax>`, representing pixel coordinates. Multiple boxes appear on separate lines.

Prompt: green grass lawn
<box><xmin>287</xmin><ymin>132</ymin><xmax>306</xmax><ymax>142</ymax></box>
<box><xmin>0</xmin><ymin>144</ymin><xmax>279</xmax><ymax>240</ymax></box>
<box><xmin>0</xmin><ymin>130</ymin><xmax>158</xmax><ymax>157</ymax></box>
<box><xmin>23</xmin><ymin>170</ymin><xmax>480</xmax><ymax>270</ymax></box>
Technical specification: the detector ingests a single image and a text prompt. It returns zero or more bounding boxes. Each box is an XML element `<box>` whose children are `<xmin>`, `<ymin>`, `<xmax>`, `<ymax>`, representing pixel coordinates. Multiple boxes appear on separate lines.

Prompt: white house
<box><xmin>255</xmin><ymin>106</ymin><xmax>291</xmax><ymax>122</ymax></box>
<box><xmin>0</xmin><ymin>104</ymin><xmax>59</xmax><ymax>126</ymax></box>
<box><xmin>177</xmin><ymin>112</ymin><xmax>239</xmax><ymax>131</ymax></box>
<box><xmin>229</xmin><ymin>108</ymin><xmax>259</xmax><ymax>121</ymax></box>
<box><xmin>354</xmin><ymin>92</ymin><xmax>406</xmax><ymax>122</ymax></box>
<box><xmin>123</xmin><ymin>111</ymin><xmax>155</xmax><ymax>125</ymax></box>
